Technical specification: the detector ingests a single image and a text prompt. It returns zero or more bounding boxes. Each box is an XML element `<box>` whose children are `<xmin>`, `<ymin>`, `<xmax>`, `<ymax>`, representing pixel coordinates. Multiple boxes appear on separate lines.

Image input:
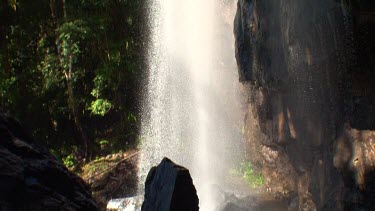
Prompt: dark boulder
<box><xmin>141</xmin><ymin>157</ymin><xmax>199</xmax><ymax>211</ymax></box>
<box><xmin>0</xmin><ymin>114</ymin><xmax>98</xmax><ymax>210</ymax></box>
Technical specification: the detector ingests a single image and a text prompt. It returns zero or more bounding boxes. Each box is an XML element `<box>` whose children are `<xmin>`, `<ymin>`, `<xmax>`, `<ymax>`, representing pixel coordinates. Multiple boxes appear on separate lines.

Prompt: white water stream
<box><xmin>139</xmin><ymin>0</ymin><xmax>243</xmax><ymax>209</ymax></box>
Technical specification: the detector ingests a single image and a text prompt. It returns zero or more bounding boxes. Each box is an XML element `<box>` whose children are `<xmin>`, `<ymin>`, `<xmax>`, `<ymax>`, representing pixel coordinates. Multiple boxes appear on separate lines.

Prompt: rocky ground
<box><xmin>74</xmin><ymin>145</ymin><xmax>297</xmax><ymax>210</ymax></box>
<box><xmin>0</xmin><ymin>111</ymin><xmax>141</xmax><ymax>211</ymax></box>
<box><xmin>79</xmin><ymin>150</ymin><xmax>139</xmax><ymax>210</ymax></box>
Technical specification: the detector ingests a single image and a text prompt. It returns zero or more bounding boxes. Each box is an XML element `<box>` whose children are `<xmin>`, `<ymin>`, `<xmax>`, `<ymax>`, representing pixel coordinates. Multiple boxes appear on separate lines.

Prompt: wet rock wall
<box><xmin>234</xmin><ymin>0</ymin><xmax>375</xmax><ymax>210</ymax></box>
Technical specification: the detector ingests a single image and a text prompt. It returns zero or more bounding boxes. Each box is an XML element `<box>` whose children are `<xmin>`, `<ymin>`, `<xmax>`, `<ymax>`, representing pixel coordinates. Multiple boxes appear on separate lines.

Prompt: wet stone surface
<box><xmin>234</xmin><ymin>0</ymin><xmax>375</xmax><ymax>210</ymax></box>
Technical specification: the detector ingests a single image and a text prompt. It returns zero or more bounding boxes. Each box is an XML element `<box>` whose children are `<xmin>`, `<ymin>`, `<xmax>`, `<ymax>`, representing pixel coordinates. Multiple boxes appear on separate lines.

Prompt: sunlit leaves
<box><xmin>0</xmin><ymin>76</ymin><xmax>16</xmax><ymax>105</ymax></box>
<box><xmin>230</xmin><ymin>161</ymin><xmax>265</xmax><ymax>188</ymax></box>
<box><xmin>38</xmin><ymin>53</ymin><xmax>62</xmax><ymax>90</ymax></box>
<box><xmin>57</xmin><ymin>20</ymin><xmax>90</xmax><ymax>70</ymax></box>
<box><xmin>0</xmin><ymin>0</ymin><xmax>146</xmax><ymax>159</ymax></box>
<box><xmin>89</xmin><ymin>98</ymin><xmax>112</xmax><ymax>116</ymax></box>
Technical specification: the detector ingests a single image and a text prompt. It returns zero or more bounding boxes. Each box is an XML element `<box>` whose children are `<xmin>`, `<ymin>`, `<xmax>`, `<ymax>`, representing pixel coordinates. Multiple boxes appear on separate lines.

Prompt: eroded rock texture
<box><xmin>234</xmin><ymin>0</ymin><xmax>375</xmax><ymax>210</ymax></box>
<box><xmin>0</xmin><ymin>114</ymin><xmax>98</xmax><ymax>210</ymax></box>
<box><xmin>141</xmin><ymin>157</ymin><xmax>199</xmax><ymax>211</ymax></box>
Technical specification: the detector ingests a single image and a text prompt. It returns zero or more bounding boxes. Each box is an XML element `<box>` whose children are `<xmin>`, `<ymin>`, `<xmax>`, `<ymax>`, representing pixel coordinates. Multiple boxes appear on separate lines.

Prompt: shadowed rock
<box><xmin>234</xmin><ymin>0</ymin><xmax>375</xmax><ymax>210</ymax></box>
<box><xmin>0</xmin><ymin>114</ymin><xmax>98</xmax><ymax>210</ymax></box>
<box><xmin>234</xmin><ymin>0</ymin><xmax>254</xmax><ymax>82</ymax></box>
<box><xmin>141</xmin><ymin>157</ymin><xmax>199</xmax><ymax>211</ymax></box>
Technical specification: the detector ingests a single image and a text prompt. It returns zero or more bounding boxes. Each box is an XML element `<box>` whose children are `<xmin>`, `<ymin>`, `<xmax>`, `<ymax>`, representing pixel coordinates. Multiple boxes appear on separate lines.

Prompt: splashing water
<box><xmin>139</xmin><ymin>0</ymin><xmax>243</xmax><ymax>209</ymax></box>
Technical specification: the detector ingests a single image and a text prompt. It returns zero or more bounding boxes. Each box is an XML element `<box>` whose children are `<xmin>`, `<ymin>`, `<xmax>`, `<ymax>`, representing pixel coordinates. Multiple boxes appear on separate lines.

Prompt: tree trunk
<box><xmin>65</xmin><ymin>56</ymin><xmax>91</xmax><ymax>158</ymax></box>
<box><xmin>50</xmin><ymin>0</ymin><xmax>93</xmax><ymax>158</ymax></box>
<box><xmin>62</xmin><ymin>0</ymin><xmax>67</xmax><ymax>19</ymax></box>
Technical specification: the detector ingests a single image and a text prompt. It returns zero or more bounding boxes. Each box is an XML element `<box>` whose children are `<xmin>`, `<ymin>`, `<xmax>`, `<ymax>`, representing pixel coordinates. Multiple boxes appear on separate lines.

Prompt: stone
<box><xmin>141</xmin><ymin>157</ymin><xmax>199</xmax><ymax>211</ymax></box>
<box><xmin>107</xmin><ymin>196</ymin><xmax>143</xmax><ymax>211</ymax></box>
<box><xmin>233</xmin><ymin>0</ymin><xmax>254</xmax><ymax>82</ymax></box>
<box><xmin>234</xmin><ymin>0</ymin><xmax>375</xmax><ymax>210</ymax></box>
<box><xmin>0</xmin><ymin>114</ymin><xmax>98</xmax><ymax>210</ymax></box>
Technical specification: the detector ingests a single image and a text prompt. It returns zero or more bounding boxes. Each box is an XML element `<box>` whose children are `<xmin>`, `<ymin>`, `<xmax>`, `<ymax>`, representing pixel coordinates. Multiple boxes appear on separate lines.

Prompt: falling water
<box><xmin>139</xmin><ymin>0</ymin><xmax>243</xmax><ymax>209</ymax></box>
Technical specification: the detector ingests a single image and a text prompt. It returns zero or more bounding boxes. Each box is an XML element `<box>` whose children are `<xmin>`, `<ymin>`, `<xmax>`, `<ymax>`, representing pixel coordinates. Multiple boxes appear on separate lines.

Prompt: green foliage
<box><xmin>98</xmin><ymin>139</ymin><xmax>109</xmax><ymax>146</ymax></box>
<box><xmin>57</xmin><ymin>20</ymin><xmax>90</xmax><ymax>57</ymax></box>
<box><xmin>231</xmin><ymin>161</ymin><xmax>265</xmax><ymax>188</ymax></box>
<box><xmin>62</xmin><ymin>154</ymin><xmax>77</xmax><ymax>169</ymax></box>
<box><xmin>0</xmin><ymin>0</ymin><xmax>146</xmax><ymax>160</ymax></box>
<box><xmin>0</xmin><ymin>76</ymin><xmax>17</xmax><ymax>106</ymax></box>
<box><xmin>96</xmin><ymin>139</ymin><xmax>110</xmax><ymax>151</ymax></box>
<box><xmin>127</xmin><ymin>112</ymin><xmax>137</xmax><ymax>122</ymax></box>
<box><xmin>50</xmin><ymin>149</ymin><xmax>62</xmax><ymax>162</ymax></box>
<box><xmin>91</xmin><ymin>69</ymin><xmax>111</xmax><ymax>98</ymax></box>
<box><xmin>89</xmin><ymin>98</ymin><xmax>112</xmax><ymax>116</ymax></box>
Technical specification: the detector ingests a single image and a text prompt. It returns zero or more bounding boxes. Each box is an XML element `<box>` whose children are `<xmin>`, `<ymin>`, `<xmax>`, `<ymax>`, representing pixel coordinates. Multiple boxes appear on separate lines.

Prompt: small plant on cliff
<box><xmin>231</xmin><ymin>161</ymin><xmax>265</xmax><ymax>188</ymax></box>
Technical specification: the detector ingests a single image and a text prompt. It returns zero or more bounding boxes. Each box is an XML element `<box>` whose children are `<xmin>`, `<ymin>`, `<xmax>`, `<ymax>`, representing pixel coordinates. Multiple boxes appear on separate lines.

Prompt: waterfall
<box><xmin>139</xmin><ymin>0</ymin><xmax>243</xmax><ymax>209</ymax></box>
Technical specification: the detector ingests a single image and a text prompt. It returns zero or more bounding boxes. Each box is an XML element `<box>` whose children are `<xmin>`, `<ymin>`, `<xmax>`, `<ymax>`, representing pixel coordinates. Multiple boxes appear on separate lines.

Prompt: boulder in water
<box><xmin>141</xmin><ymin>157</ymin><xmax>199</xmax><ymax>211</ymax></box>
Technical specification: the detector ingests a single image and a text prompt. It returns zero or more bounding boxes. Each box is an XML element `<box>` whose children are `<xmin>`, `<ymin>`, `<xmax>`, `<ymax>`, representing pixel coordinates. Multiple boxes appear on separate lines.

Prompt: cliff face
<box><xmin>234</xmin><ymin>0</ymin><xmax>375</xmax><ymax>210</ymax></box>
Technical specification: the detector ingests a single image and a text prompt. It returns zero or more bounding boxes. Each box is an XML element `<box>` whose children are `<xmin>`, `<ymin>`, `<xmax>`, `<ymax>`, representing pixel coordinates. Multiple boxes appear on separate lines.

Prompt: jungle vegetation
<box><xmin>0</xmin><ymin>0</ymin><xmax>148</xmax><ymax>163</ymax></box>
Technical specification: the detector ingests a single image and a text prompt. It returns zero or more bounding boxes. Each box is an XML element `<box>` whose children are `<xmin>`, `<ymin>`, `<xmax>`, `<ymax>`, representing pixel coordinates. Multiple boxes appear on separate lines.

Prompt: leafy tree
<box><xmin>0</xmin><ymin>0</ymin><xmax>147</xmax><ymax>161</ymax></box>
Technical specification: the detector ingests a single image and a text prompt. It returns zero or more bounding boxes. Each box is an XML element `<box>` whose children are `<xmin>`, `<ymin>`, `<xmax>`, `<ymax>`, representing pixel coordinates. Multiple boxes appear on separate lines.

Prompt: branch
<box><xmin>88</xmin><ymin>151</ymin><xmax>139</xmax><ymax>180</ymax></box>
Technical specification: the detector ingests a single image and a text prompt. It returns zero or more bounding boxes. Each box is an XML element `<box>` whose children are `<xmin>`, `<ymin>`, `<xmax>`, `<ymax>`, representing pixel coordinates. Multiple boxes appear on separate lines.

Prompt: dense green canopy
<box><xmin>0</xmin><ymin>0</ymin><xmax>147</xmax><ymax>163</ymax></box>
